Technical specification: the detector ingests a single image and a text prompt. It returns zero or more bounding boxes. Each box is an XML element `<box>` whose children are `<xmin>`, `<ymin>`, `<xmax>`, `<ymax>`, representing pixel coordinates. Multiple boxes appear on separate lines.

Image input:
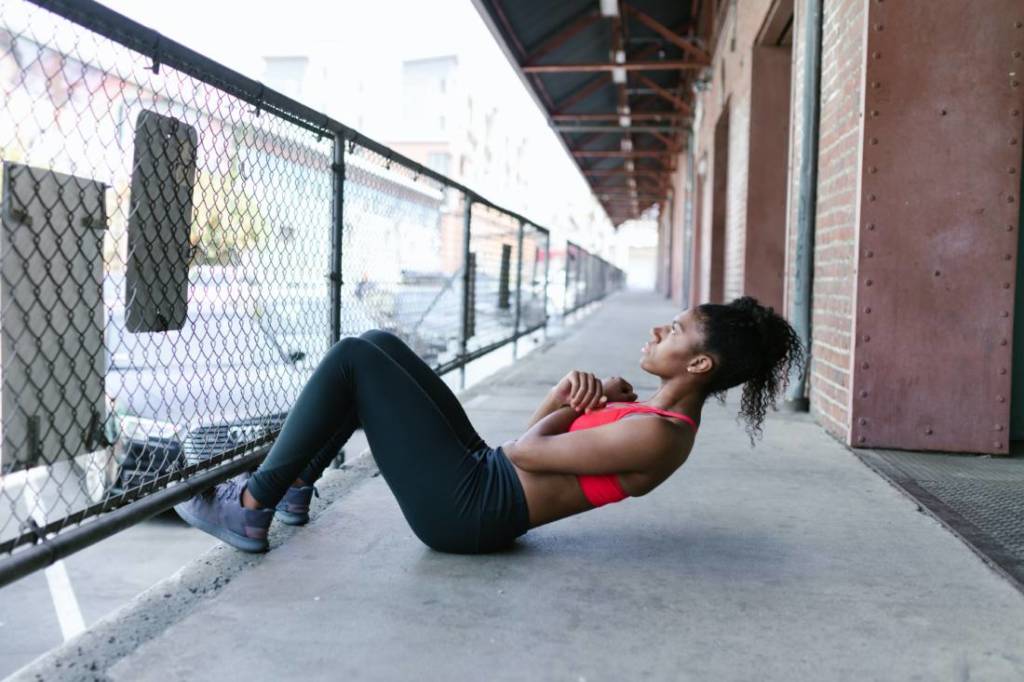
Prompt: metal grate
<box><xmin>857</xmin><ymin>447</ymin><xmax>1024</xmax><ymax>592</ymax></box>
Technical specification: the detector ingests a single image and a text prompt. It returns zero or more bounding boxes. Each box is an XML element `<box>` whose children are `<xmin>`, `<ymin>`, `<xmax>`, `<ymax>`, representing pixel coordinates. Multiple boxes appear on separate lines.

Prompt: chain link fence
<box><xmin>0</xmin><ymin>0</ymin><xmax>623</xmax><ymax>587</ymax></box>
<box><xmin>563</xmin><ymin>239</ymin><xmax>626</xmax><ymax>316</ymax></box>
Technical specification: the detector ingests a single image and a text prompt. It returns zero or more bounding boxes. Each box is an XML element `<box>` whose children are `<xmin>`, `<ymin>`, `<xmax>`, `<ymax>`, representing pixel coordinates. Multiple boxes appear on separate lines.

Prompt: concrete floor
<box><xmin>11</xmin><ymin>290</ymin><xmax>1024</xmax><ymax>681</ymax></box>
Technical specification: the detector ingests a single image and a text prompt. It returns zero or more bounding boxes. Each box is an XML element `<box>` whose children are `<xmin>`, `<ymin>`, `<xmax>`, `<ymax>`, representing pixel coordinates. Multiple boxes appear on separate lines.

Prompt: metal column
<box><xmin>542</xmin><ymin>230</ymin><xmax>551</xmax><ymax>339</ymax></box>
<box><xmin>329</xmin><ymin>134</ymin><xmax>346</xmax><ymax>346</ymax></box>
<box><xmin>512</xmin><ymin>219</ymin><xmax>525</xmax><ymax>359</ymax></box>
<box><xmin>784</xmin><ymin>0</ymin><xmax>822</xmax><ymax>411</ymax></box>
<box><xmin>459</xmin><ymin>196</ymin><xmax>473</xmax><ymax>389</ymax></box>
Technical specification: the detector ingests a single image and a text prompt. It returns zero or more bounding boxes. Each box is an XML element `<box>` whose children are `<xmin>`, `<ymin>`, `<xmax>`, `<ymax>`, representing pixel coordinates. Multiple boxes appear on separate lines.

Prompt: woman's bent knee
<box><xmin>333</xmin><ymin>335</ymin><xmax>373</xmax><ymax>353</ymax></box>
<box><xmin>327</xmin><ymin>336</ymin><xmax>377</xmax><ymax>372</ymax></box>
<box><xmin>360</xmin><ymin>328</ymin><xmax>402</xmax><ymax>346</ymax></box>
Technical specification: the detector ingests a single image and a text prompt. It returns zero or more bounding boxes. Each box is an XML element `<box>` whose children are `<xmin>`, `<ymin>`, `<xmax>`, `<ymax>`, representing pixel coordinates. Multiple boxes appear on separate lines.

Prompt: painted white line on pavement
<box><xmin>22</xmin><ymin>479</ymin><xmax>86</xmax><ymax>641</ymax></box>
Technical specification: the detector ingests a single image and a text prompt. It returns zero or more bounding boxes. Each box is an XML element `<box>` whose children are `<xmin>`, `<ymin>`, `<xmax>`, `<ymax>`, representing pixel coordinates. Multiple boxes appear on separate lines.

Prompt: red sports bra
<box><xmin>569</xmin><ymin>402</ymin><xmax>698</xmax><ymax>507</ymax></box>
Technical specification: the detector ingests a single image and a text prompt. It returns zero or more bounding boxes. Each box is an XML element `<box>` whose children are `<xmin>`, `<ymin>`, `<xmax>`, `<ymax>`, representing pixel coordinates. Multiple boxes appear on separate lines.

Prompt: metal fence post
<box><xmin>459</xmin><ymin>195</ymin><xmax>473</xmax><ymax>390</ymax></box>
<box><xmin>542</xmin><ymin>231</ymin><xmax>551</xmax><ymax>333</ymax></box>
<box><xmin>563</xmin><ymin>242</ymin><xmax>573</xmax><ymax>316</ymax></box>
<box><xmin>512</xmin><ymin>219</ymin><xmax>525</xmax><ymax>359</ymax></box>
<box><xmin>329</xmin><ymin>134</ymin><xmax>345</xmax><ymax>347</ymax></box>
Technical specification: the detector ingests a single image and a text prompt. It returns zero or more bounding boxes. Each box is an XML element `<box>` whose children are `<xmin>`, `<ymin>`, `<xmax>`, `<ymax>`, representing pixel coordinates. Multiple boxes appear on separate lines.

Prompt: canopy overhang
<box><xmin>471</xmin><ymin>0</ymin><xmax>716</xmax><ymax>227</ymax></box>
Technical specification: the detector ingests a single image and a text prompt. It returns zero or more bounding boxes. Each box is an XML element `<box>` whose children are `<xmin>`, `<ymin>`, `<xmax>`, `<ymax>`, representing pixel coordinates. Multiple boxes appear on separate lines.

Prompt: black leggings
<box><xmin>247</xmin><ymin>329</ymin><xmax>531</xmax><ymax>554</ymax></box>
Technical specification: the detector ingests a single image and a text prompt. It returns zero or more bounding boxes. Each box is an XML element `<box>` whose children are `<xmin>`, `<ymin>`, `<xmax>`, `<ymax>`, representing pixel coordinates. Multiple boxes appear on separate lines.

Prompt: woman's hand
<box><xmin>553</xmin><ymin>370</ymin><xmax>607</xmax><ymax>413</ymax></box>
<box><xmin>601</xmin><ymin>376</ymin><xmax>638</xmax><ymax>403</ymax></box>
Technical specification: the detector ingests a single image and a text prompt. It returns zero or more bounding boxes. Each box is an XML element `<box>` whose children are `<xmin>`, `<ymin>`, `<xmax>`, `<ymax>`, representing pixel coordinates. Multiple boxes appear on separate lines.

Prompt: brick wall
<box><xmin>672</xmin><ymin>0</ymin><xmax>1020</xmax><ymax>453</ymax></box>
<box><xmin>744</xmin><ymin>44</ymin><xmax>791</xmax><ymax>315</ymax></box>
<box><xmin>686</xmin><ymin>0</ymin><xmax>777</xmax><ymax>306</ymax></box>
<box><xmin>806</xmin><ymin>0</ymin><xmax>866</xmax><ymax>442</ymax></box>
<box><xmin>679</xmin><ymin>0</ymin><xmax>864</xmax><ymax>442</ymax></box>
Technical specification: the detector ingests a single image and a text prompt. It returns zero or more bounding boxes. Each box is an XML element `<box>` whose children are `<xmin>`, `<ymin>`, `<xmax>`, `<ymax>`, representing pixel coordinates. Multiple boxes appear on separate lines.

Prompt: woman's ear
<box><xmin>688</xmin><ymin>354</ymin><xmax>713</xmax><ymax>375</ymax></box>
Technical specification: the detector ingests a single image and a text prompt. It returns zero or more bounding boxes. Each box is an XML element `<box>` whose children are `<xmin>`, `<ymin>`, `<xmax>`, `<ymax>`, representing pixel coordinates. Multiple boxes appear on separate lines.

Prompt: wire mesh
<box><xmin>340</xmin><ymin>139</ymin><xmax>463</xmax><ymax>367</ymax></box>
<box><xmin>0</xmin><ymin>0</ymin><xmax>343</xmax><ymax>557</ymax></box>
<box><xmin>518</xmin><ymin>223</ymin><xmax>549</xmax><ymax>333</ymax></box>
<box><xmin>564</xmin><ymin>239</ymin><xmax>624</xmax><ymax>316</ymax></box>
<box><xmin>464</xmin><ymin>201</ymin><xmax>520</xmax><ymax>355</ymax></box>
<box><xmin>0</xmin><ymin>0</ymin><xmax>621</xmax><ymax>578</ymax></box>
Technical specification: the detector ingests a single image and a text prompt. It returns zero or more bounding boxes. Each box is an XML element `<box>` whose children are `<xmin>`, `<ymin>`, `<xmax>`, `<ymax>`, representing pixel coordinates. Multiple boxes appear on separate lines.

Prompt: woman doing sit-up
<box><xmin>175</xmin><ymin>295</ymin><xmax>804</xmax><ymax>554</ymax></box>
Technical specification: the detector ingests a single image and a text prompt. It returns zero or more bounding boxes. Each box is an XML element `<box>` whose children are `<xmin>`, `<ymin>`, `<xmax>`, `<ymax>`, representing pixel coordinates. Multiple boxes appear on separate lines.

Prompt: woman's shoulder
<box><xmin>607</xmin><ymin>402</ymin><xmax>699</xmax><ymax>431</ymax></box>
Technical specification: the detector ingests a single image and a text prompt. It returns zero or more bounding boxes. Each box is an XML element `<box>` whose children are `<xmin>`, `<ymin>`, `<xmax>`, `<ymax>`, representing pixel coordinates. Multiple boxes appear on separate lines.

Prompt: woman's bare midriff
<box><xmin>512</xmin><ymin>412</ymin><xmax>696</xmax><ymax>529</ymax></box>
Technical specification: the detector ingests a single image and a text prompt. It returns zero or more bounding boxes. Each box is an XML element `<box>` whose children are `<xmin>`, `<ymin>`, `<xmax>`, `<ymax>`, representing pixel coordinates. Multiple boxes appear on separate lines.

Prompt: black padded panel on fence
<box><xmin>125</xmin><ymin>110</ymin><xmax>197</xmax><ymax>333</ymax></box>
<box><xmin>1</xmin><ymin>163</ymin><xmax>108</xmax><ymax>467</ymax></box>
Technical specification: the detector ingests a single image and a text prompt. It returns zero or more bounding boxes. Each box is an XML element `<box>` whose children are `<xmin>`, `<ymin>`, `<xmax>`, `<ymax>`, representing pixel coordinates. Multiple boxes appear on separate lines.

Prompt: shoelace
<box><xmin>213</xmin><ymin>477</ymin><xmax>243</xmax><ymax>504</ymax></box>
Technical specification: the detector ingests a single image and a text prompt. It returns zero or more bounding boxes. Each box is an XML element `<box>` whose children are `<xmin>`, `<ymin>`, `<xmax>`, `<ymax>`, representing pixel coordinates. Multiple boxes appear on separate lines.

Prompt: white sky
<box><xmin>102</xmin><ymin>0</ymin><xmax>484</xmax><ymax>71</ymax></box>
<box><xmin>101</xmin><ymin>5</ymin><xmax>569</xmax><ymax>198</ymax></box>
<box><xmin>98</xmin><ymin>0</ymin><xmax>655</xmax><ymax>253</ymax></box>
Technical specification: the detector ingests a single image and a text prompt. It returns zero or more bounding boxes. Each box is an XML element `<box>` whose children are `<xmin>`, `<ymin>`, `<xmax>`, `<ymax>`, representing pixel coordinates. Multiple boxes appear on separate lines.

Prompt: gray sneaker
<box><xmin>274</xmin><ymin>484</ymin><xmax>320</xmax><ymax>526</ymax></box>
<box><xmin>174</xmin><ymin>472</ymin><xmax>274</xmax><ymax>553</ymax></box>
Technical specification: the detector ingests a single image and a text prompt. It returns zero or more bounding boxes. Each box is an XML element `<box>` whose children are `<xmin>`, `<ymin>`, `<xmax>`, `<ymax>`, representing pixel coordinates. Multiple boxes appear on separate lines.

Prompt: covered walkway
<box><xmin>13</xmin><ymin>291</ymin><xmax>1024</xmax><ymax>681</ymax></box>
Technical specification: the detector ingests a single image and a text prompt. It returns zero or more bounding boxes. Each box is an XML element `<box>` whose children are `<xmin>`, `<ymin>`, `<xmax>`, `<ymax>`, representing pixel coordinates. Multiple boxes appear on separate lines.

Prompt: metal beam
<box><xmin>649</xmin><ymin>131</ymin><xmax>678</xmax><ymax>148</ymax></box>
<box><xmin>622</xmin><ymin>3</ymin><xmax>711</xmax><ymax>64</ymax></box>
<box><xmin>523</xmin><ymin>60</ymin><xmax>704</xmax><ymax>74</ymax></box>
<box><xmin>565</xmin><ymin>131</ymin><xmax>612</xmax><ymax>154</ymax></box>
<box><xmin>551</xmin><ymin>20</ymin><xmax>690</xmax><ymax>113</ymax></box>
<box><xmin>593</xmin><ymin>177</ymin><xmax>671</xmax><ymax>188</ymax></box>
<box><xmin>593</xmin><ymin>179</ymin><xmax>671</xmax><ymax>187</ymax></box>
<box><xmin>597</xmin><ymin>188</ymin><xmax>666</xmax><ymax>193</ymax></box>
<box><xmin>553</xmin><ymin>112</ymin><xmax>687</xmax><ymax>121</ymax></box>
<box><xmin>553</xmin><ymin>73</ymin><xmax>611</xmax><ymax>113</ymax></box>
<box><xmin>596</xmin><ymin>184</ymin><xmax>668</xmax><ymax>192</ymax></box>
<box><xmin>524</xmin><ymin>8</ymin><xmax>601</xmax><ymax>65</ymax></box>
<box><xmin>573</xmin><ymin>150</ymin><xmax>671</xmax><ymax>158</ymax></box>
<box><xmin>595</xmin><ymin>184</ymin><xmax>668</xmax><ymax>192</ymax></box>
<box><xmin>488</xmin><ymin>2</ymin><xmax>560</xmax><ymax>118</ymax></box>
<box><xmin>595</xmin><ymin>185</ymin><xmax>672</xmax><ymax>194</ymax></box>
<box><xmin>596</xmin><ymin>195</ymin><xmax>667</xmax><ymax>201</ymax></box>
<box><xmin>594</xmin><ymin>179</ymin><xmax>672</xmax><ymax>191</ymax></box>
<box><xmin>585</xmin><ymin>165</ymin><xmax>663</xmax><ymax>174</ymax></box>
<box><xmin>591</xmin><ymin>169</ymin><xmax>671</xmax><ymax>181</ymax></box>
<box><xmin>589</xmin><ymin>171</ymin><xmax>670</xmax><ymax>181</ymax></box>
<box><xmin>634</xmin><ymin>73</ymin><xmax>692</xmax><ymax>113</ymax></box>
<box><xmin>555</xmin><ymin>124</ymin><xmax>685</xmax><ymax>133</ymax></box>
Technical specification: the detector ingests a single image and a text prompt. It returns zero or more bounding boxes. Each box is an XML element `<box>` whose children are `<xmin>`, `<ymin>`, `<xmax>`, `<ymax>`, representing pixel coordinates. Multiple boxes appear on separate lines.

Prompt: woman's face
<box><xmin>640</xmin><ymin>308</ymin><xmax>707</xmax><ymax>377</ymax></box>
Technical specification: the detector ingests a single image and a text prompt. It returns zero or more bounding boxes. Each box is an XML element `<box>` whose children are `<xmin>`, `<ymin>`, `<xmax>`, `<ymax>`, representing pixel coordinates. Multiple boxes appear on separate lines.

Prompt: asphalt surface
<box><xmin>0</xmin><ymin>511</ymin><xmax>215</xmax><ymax>678</ymax></box>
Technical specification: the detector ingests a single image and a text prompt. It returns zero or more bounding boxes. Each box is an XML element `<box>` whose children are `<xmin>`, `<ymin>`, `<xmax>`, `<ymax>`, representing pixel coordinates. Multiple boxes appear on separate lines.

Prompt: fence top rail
<box><xmin>563</xmin><ymin>240</ymin><xmax>623</xmax><ymax>272</ymax></box>
<box><xmin>25</xmin><ymin>0</ymin><xmax>550</xmax><ymax>237</ymax></box>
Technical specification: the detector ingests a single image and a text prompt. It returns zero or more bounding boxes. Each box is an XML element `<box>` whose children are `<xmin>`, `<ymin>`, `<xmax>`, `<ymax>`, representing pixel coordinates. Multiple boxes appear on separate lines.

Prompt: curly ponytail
<box><xmin>694</xmin><ymin>296</ymin><xmax>806</xmax><ymax>447</ymax></box>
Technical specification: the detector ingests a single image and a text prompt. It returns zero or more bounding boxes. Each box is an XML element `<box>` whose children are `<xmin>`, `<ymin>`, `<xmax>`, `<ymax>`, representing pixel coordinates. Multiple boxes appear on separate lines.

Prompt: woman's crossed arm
<box><xmin>502</xmin><ymin>408</ymin><xmax>677</xmax><ymax>476</ymax></box>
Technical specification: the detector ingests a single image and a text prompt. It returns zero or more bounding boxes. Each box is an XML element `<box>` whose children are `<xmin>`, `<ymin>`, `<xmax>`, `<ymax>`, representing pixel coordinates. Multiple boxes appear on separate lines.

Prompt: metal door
<box><xmin>1012</xmin><ymin>148</ymin><xmax>1024</xmax><ymax>441</ymax></box>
